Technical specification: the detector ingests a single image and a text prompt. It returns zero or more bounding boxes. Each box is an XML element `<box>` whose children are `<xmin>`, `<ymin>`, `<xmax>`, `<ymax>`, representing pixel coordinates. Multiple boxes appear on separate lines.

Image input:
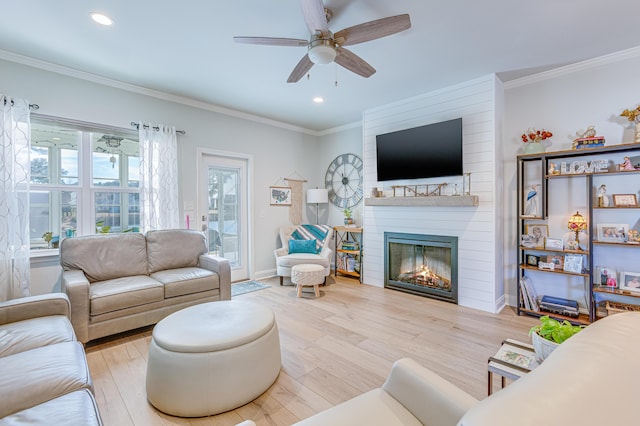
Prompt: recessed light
<box><xmin>90</xmin><ymin>12</ymin><xmax>113</xmax><ymax>26</ymax></box>
<box><xmin>313</xmin><ymin>97</ymin><xmax>324</xmax><ymax>103</ymax></box>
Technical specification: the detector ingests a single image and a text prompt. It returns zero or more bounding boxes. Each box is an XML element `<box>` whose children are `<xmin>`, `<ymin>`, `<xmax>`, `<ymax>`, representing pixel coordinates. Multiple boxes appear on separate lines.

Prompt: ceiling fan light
<box><xmin>308</xmin><ymin>44</ymin><xmax>336</xmax><ymax>65</ymax></box>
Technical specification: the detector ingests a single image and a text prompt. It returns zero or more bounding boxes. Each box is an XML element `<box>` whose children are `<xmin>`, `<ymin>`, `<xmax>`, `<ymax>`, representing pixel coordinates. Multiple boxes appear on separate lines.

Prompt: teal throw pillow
<box><xmin>289</xmin><ymin>239</ymin><xmax>318</xmax><ymax>254</ymax></box>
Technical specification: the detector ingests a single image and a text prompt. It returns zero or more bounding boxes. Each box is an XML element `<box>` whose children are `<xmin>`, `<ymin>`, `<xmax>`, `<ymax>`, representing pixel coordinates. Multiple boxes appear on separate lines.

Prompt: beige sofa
<box><xmin>61</xmin><ymin>229</ymin><xmax>231</xmax><ymax>343</ymax></box>
<box><xmin>238</xmin><ymin>311</ymin><xmax>640</xmax><ymax>425</ymax></box>
<box><xmin>0</xmin><ymin>293</ymin><xmax>102</xmax><ymax>424</ymax></box>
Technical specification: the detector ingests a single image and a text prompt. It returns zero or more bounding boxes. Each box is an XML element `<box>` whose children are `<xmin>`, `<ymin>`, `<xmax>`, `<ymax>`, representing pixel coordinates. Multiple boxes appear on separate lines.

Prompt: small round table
<box><xmin>291</xmin><ymin>264</ymin><xmax>324</xmax><ymax>298</ymax></box>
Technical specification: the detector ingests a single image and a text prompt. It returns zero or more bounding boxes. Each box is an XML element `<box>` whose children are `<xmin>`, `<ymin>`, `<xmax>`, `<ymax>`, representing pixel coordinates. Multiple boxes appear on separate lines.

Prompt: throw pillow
<box><xmin>288</xmin><ymin>239</ymin><xmax>318</xmax><ymax>254</ymax></box>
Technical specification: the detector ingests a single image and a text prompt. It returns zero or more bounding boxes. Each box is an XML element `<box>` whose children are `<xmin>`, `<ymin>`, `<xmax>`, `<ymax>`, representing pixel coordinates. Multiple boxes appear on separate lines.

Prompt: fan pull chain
<box><xmin>335</xmin><ymin>63</ymin><xmax>338</xmax><ymax>87</ymax></box>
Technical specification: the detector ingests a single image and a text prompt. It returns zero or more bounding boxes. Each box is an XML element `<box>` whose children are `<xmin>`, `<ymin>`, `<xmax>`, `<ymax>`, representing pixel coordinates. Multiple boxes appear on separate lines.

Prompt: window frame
<box><xmin>30</xmin><ymin>116</ymin><xmax>140</xmax><ymax>253</ymax></box>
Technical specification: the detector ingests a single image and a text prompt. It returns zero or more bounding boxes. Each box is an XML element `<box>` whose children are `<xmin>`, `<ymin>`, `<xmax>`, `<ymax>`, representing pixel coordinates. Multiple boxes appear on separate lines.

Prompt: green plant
<box><xmin>342</xmin><ymin>208</ymin><xmax>352</xmax><ymax>219</ymax></box>
<box><xmin>529</xmin><ymin>315</ymin><xmax>584</xmax><ymax>344</ymax></box>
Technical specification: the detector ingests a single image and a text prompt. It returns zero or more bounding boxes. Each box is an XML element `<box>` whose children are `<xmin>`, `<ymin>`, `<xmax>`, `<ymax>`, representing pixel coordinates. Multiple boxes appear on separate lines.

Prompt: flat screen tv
<box><xmin>375</xmin><ymin>118</ymin><xmax>463</xmax><ymax>181</ymax></box>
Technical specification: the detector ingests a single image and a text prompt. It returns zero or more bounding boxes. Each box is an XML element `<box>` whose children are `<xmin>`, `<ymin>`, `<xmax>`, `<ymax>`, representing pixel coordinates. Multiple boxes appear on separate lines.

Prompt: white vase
<box><xmin>635</xmin><ymin>121</ymin><xmax>640</xmax><ymax>144</ymax></box>
<box><xmin>531</xmin><ymin>331</ymin><xmax>559</xmax><ymax>361</ymax></box>
<box><xmin>524</xmin><ymin>142</ymin><xmax>546</xmax><ymax>154</ymax></box>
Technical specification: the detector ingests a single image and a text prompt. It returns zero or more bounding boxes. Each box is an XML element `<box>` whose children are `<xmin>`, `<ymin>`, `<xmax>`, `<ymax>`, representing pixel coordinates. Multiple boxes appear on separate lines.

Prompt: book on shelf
<box><xmin>519</xmin><ymin>276</ymin><xmax>538</xmax><ymax>311</ymax></box>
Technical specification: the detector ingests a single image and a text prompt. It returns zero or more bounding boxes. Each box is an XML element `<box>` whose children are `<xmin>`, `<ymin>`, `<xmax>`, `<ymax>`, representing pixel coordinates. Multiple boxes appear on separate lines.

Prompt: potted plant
<box><xmin>342</xmin><ymin>208</ymin><xmax>354</xmax><ymax>225</ymax></box>
<box><xmin>529</xmin><ymin>315</ymin><xmax>584</xmax><ymax>360</ymax></box>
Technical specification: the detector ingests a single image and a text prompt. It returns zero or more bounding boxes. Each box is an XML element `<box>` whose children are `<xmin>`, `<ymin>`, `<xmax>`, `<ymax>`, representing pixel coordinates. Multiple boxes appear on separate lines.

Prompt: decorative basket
<box><xmin>606</xmin><ymin>301</ymin><xmax>640</xmax><ymax>316</ymax></box>
<box><xmin>531</xmin><ymin>331</ymin><xmax>559</xmax><ymax>361</ymax></box>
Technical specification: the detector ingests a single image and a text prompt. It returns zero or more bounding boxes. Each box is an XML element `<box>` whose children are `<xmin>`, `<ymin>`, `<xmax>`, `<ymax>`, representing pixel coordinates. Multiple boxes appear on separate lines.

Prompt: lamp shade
<box><xmin>567</xmin><ymin>211</ymin><xmax>587</xmax><ymax>232</ymax></box>
<box><xmin>307</xmin><ymin>188</ymin><xmax>328</xmax><ymax>204</ymax></box>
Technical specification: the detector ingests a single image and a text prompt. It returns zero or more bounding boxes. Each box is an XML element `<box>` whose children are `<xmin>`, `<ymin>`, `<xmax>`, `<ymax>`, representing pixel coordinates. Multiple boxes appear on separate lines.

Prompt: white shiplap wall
<box><xmin>362</xmin><ymin>74</ymin><xmax>505</xmax><ymax>313</ymax></box>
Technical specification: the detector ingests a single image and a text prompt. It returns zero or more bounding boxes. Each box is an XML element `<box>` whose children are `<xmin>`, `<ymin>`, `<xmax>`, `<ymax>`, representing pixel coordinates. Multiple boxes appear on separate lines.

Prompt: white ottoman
<box><xmin>145</xmin><ymin>300</ymin><xmax>281</xmax><ymax>417</ymax></box>
<box><xmin>291</xmin><ymin>264</ymin><xmax>325</xmax><ymax>298</ymax></box>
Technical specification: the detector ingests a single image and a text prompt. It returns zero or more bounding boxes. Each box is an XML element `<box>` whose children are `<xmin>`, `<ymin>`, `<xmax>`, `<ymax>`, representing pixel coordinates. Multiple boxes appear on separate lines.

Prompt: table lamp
<box><xmin>307</xmin><ymin>188</ymin><xmax>328</xmax><ymax>224</ymax></box>
<box><xmin>567</xmin><ymin>211</ymin><xmax>587</xmax><ymax>250</ymax></box>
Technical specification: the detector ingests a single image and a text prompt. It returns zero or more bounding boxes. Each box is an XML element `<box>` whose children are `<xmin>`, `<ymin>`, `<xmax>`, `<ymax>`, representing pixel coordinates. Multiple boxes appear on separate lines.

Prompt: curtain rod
<box><xmin>130</xmin><ymin>122</ymin><xmax>186</xmax><ymax>135</ymax></box>
<box><xmin>3</xmin><ymin>98</ymin><xmax>39</xmax><ymax>111</ymax></box>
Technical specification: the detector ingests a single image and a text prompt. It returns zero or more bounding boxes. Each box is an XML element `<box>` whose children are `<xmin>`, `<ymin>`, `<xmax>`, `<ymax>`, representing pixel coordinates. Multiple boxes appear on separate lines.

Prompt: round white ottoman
<box><xmin>291</xmin><ymin>264</ymin><xmax>325</xmax><ymax>298</ymax></box>
<box><xmin>145</xmin><ymin>300</ymin><xmax>281</xmax><ymax>417</ymax></box>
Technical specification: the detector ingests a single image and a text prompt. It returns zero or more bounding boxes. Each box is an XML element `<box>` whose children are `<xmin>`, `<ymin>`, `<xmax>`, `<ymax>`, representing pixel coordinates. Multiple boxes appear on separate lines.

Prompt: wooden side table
<box><xmin>487</xmin><ymin>339</ymin><xmax>539</xmax><ymax>395</ymax></box>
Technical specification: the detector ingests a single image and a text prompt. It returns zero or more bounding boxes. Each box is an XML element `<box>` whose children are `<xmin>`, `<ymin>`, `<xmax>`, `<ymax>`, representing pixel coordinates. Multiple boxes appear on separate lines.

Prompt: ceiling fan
<box><xmin>233</xmin><ymin>0</ymin><xmax>411</xmax><ymax>83</ymax></box>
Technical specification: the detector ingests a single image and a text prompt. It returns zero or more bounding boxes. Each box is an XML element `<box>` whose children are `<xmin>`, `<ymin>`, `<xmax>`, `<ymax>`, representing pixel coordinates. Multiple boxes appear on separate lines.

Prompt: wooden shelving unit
<box><xmin>517</xmin><ymin>143</ymin><xmax>640</xmax><ymax>324</ymax></box>
<box><xmin>333</xmin><ymin>226</ymin><xmax>363</xmax><ymax>282</ymax></box>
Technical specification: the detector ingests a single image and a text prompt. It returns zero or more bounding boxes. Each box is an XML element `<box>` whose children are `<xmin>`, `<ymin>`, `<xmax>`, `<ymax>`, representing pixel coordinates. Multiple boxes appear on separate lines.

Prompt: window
<box><xmin>30</xmin><ymin>119</ymin><xmax>140</xmax><ymax>250</ymax></box>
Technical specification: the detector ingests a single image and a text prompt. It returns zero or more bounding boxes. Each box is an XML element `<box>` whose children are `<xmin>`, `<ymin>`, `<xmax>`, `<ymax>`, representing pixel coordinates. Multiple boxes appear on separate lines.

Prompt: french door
<box><xmin>199</xmin><ymin>152</ymin><xmax>250</xmax><ymax>282</ymax></box>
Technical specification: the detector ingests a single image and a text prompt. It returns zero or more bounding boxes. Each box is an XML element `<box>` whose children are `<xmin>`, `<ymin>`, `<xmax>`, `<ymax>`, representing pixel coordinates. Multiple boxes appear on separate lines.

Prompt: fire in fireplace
<box><xmin>384</xmin><ymin>232</ymin><xmax>458</xmax><ymax>303</ymax></box>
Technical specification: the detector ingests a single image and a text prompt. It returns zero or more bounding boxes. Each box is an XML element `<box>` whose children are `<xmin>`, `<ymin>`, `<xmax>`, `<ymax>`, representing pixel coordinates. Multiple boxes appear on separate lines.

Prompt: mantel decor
<box><xmin>620</xmin><ymin>104</ymin><xmax>640</xmax><ymax>143</ymax></box>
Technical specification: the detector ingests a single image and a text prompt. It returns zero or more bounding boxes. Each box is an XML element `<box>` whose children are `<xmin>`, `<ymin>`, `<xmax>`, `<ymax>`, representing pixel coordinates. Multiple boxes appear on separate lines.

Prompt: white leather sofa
<box><xmin>274</xmin><ymin>225</ymin><xmax>333</xmax><ymax>285</ymax></box>
<box><xmin>61</xmin><ymin>229</ymin><xmax>231</xmax><ymax>343</ymax></box>
<box><xmin>0</xmin><ymin>293</ymin><xmax>102</xmax><ymax>424</ymax></box>
<box><xmin>237</xmin><ymin>311</ymin><xmax>640</xmax><ymax>425</ymax></box>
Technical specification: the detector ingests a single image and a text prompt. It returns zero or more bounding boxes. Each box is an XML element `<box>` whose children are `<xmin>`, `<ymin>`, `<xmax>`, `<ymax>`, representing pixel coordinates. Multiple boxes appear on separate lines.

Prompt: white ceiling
<box><xmin>3</xmin><ymin>1</ymin><xmax>640</xmax><ymax>132</ymax></box>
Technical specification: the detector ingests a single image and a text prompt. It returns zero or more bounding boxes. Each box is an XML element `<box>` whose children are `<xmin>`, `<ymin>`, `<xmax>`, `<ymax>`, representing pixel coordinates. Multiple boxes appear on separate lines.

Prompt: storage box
<box><xmin>605</xmin><ymin>301</ymin><xmax>640</xmax><ymax>316</ymax></box>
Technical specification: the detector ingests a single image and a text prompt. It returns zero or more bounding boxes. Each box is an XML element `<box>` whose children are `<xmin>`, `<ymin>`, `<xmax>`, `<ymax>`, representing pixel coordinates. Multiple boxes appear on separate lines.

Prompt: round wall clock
<box><xmin>324</xmin><ymin>153</ymin><xmax>364</xmax><ymax>208</ymax></box>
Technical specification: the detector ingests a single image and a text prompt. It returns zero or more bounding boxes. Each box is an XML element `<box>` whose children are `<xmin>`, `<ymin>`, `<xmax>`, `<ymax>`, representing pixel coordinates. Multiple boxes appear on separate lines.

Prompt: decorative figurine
<box><xmin>620</xmin><ymin>156</ymin><xmax>635</xmax><ymax>171</ymax></box>
<box><xmin>548</xmin><ymin>162</ymin><xmax>560</xmax><ymax>175</ymax></box>
<box><xmin>597</xmin><ymin>184</ymin><xmax>609</xmax><ymax>207</ymax></box>
<box><xmin>524</xmin><ymin>184</ymin><xmax>539</xmax><ymax>217</ymax></box>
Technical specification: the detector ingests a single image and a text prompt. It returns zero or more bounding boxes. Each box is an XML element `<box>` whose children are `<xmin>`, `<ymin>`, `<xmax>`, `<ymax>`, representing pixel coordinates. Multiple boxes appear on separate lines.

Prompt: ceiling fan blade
<box><xmin>233</xmin><ymin>36</ymin><xmax>308</xmax><ymax>47</ymax></box>
<box><xmin>287</xmin><ymin>54</ymin><xmax>315</xmax><ymax>83</ymax></box>
<box><xmin>334</xmin><ymin>46</ymin><xmax>375</xmax><ymax>78</ymax></box>
<box><xmin>334</xmin><ymin>14</ymin><xmax>411</xmax><ymax>46</ymax></box>
<box><xmin>300</xmin><ymin>0</ymin><xmax>329</xmax><ymax>35</ymax></box>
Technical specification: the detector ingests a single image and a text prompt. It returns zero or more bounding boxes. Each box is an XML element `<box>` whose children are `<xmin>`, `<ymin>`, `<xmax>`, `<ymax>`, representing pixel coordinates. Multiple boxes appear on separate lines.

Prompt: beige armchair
<box><xmin>274</xmin><ymin>225</ymin><xmax>333</xmax><ymax>285</ymax></box>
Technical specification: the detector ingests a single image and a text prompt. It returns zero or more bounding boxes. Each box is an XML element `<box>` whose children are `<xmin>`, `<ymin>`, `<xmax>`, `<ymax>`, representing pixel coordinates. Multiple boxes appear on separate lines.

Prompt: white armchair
<box><xmin>274</xmin><ymin>225</ymin><xmax>333</xmax><ymax>285</ymax></box>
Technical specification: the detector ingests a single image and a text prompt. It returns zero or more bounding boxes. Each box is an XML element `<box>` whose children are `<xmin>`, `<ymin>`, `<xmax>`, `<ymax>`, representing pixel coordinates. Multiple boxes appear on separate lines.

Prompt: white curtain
<box><xmin>138</xmin><ymin>122</ymin><xmax>179</xmax><ymax>232</ymax></box>
<box><xmin>0</xmin><ymin>96</ymin><xmax>32</xmax><ymax>301</ymax></box>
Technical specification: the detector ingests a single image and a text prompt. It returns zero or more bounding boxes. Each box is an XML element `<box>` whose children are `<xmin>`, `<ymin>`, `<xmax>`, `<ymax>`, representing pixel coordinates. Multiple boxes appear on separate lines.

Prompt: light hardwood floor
<box><xmin>85</xmin><ymin>276</ymin><xmax>538</xmax><ymax>426</ymax></box>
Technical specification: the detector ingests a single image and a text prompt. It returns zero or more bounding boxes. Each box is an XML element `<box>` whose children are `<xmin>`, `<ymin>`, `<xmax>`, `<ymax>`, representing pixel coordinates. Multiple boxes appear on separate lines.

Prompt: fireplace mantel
<box><xmin>364</xmin><ymin>195</ymin><xmax>478</xmax><ymax>207</ymax></box>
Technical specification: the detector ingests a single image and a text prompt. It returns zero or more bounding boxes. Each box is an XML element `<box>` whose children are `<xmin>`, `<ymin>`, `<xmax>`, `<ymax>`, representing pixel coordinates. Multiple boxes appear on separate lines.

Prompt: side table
<box><xmin>487</xmin><ymin>339</ymin><xmax>539</xmax><ymax>395</ymax></box>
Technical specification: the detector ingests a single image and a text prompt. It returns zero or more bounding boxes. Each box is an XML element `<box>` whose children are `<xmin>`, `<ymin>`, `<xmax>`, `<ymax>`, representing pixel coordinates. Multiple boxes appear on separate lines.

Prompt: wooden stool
<box><xmin>291</xmin><ymin>264</ymin><xmax>324</xmax><ymax>298</ymax></box>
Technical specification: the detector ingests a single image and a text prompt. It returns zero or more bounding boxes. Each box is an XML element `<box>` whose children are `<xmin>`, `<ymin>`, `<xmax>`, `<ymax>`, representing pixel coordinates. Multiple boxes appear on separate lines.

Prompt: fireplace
<box><xmin>384</xmin><ymin>232</ymin><xmax>458</xmax><ymax>303</ymax></box>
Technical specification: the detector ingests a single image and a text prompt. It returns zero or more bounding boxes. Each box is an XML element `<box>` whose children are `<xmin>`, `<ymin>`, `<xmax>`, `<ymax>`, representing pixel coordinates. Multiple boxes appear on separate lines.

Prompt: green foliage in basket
<box><xmin>529</xmin><ymin>315</ymin><xmax>584</xmax><ymax>344</ymax></box>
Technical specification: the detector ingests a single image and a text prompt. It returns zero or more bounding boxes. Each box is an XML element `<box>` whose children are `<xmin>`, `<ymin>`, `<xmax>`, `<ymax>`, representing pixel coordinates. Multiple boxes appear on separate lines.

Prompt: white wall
<box><xmin>362</xmin><ymin>74</ymin><xmax>505</xmax><ymax>313</ymax></box>
<box><xmin>502</xmin><ymin>48</ymin><xmax>640</xmax><ymax>307</ymax></box>
<box><xmin>317</xmin><ymin>126</ymin><xmax>364</xmax><ymax>227</ymax></box>
<box><xmin>1</xmin><ymin>57</ymin><xmax>319</xmax><ymax>292</ymax></box>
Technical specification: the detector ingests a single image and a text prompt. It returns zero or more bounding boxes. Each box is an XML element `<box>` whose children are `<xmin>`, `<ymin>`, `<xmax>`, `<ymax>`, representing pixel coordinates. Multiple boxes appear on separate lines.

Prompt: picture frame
<box><xmin>525</xmin><ymin>224</ymin><xmax>548</xmax><ymax>248</ymax></box>
<box><xmin>546</xmin><ymin>254</ymin><xmax>564</xmax><ymax>269</ymax></box>
<box><xmin>620</xmin><ymin>272</ymin><xmax>640</xmax><ymax>292</ymax></box>
<box><xmin>544</xmin><ymin>237</ymin><xmax>564</xmax><ymax>251</ymax></box>
<box><xmin>596</xmin><ymin>266</ymin><xmax>618</xmax><ymax>287</ymax></box>
<box><xmin>269</xmin><ymin>186</ymin><xmax>292</xmax><ymax>206</ymax></box>
<box><xmin>520</xmin><ymin>234</ymin><xmax>535</xmax><ymax>248</ymax></box>
<box><xmin>563</xmin><ymin>254</ymin><xmax>584</xmax><ymax>274</ymax></box>
<box><xmin>526</xmin><ymin>254</ymin><xmax>540</xmax><ymax>267</ymax></box>
<box><xmin>596</xmin><ymin>224</ymin><xmax>629</xmax><ymax>242</ymax></box>
<box><xmin>612</xmin><ymin>194</ymin><xmax>638</xmax><ymax>207</ymax></box>
<box><xmin>629</xmin><ymin>155</ymin><xmax>640</xmax><ymax>170</ymax></box>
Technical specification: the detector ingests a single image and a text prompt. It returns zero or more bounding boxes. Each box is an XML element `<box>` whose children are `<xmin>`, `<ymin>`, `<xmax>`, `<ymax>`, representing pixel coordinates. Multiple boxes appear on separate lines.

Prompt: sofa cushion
<box><xmin>294</xmin><ymin>389</ymin><xmax>421</xmax><ymax>426</ymax></box>
<box><xmin>0</xmin><ymin>342</ymin><xmax>93</xmax><ymax>418</ymax></box>
<box><xmin>90</xmin><ymin>276</ymin><xmax>164</xmax><ymax>316</ymax></box>
<box><xmin>277</xmin><ymin>253</ymin><xmax>330</xmax><ymax>269</ymax></box>
<box><xmin>0</xmin><ymin>389</ymin><xmax>102</xmax><ymax>426</ymax></box>
<box><xmin>289</xmin><ymin>239</ymin><xmax>318</xmax><ymax>254</ymax></box>
<box><xmin>146</xmin><ymin>229</ymin><xmax>207</xmax><ymax>273</ymax></box>
<box><xmin>0</xmin><ymin>315</ymin><xmax>75</xmax><ymax>358</ymax></box>
<box><xmin>60</xmin><ymin>233</ymin><xmax>148</xmax><ymax>282</ymax></box>
<box><xmin>152</xmin><ymin>267</ymin><xmax>219</xmax><ymax>298</ymax></box>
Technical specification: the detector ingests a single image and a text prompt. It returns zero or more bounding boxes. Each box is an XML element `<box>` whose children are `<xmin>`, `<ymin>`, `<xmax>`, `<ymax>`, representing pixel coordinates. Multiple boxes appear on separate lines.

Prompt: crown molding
<box><xmin>0</xmin><ymin>49</ymin><xmax>321</xmax><ymax>136</ymax></box>
<box><xmin>504</xmin><ymin>46</ymin><xmax>640</xmax><ymax>90</ymax></box>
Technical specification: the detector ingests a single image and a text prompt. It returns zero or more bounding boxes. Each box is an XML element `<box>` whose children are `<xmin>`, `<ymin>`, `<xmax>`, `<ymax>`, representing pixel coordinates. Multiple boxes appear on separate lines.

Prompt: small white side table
<box><xmin>291</xmin><ymin>264</ymin><xmax>324</xmax><ymax>298</ymax></box>
<box><xmin>487</xmin><ymin>339</ymin><xmax>539</xmax><ymax>395</ymax></box>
